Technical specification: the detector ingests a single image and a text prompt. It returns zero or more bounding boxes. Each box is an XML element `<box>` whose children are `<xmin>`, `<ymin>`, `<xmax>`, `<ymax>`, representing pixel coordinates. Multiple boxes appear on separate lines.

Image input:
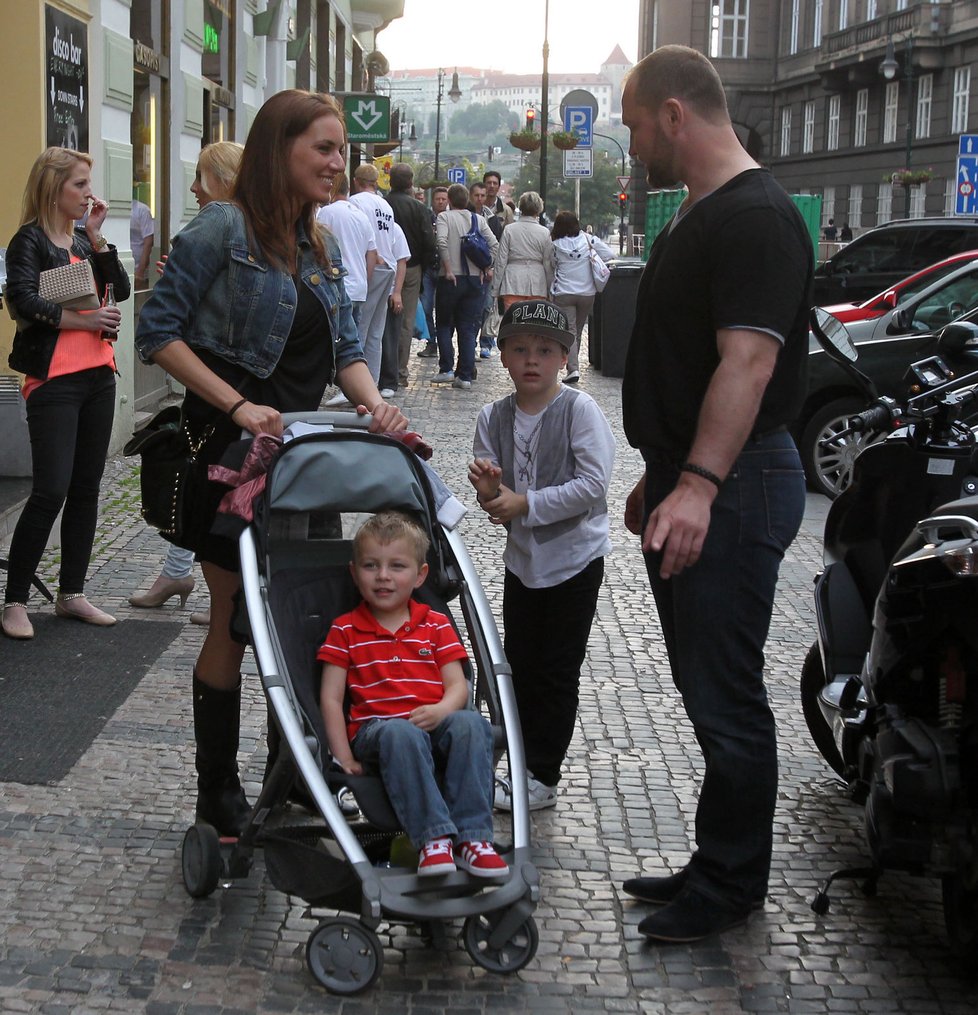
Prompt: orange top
<box><xmin>22</xmin><ymin>254</ymin><xmax>116</xmax><ymax>399</ymax></box>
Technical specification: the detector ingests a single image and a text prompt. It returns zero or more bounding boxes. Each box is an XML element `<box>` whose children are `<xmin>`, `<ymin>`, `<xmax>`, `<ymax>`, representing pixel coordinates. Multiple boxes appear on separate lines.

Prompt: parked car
<box><xmin>813</xmin><ymin>218</ymin><xmax>978</xmax><ymax>306</ymax></box>
<box><xmin>793</xmin><ymin>307</ymin><xmax>978</xmax><ymax>498</ymax></box>
<box><xmin>820</xmin><ymin>249</ymin><xmax>978</xmax><ymax>326</ymax></box>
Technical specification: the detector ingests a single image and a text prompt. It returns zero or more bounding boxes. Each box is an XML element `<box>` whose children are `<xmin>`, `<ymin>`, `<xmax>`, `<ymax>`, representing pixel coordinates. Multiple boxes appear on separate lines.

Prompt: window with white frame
<box><xmin>916</xmin><ymin>74</ymin><xmax>932</xmax><ymax>139</ymax></box>
<box><xmin>945</xmin><ymin>178</ymin><xmax>957</xmax><ymax>217</ymax></box>
<box><xmin>710</xmin><ymin>1</ymin><xmax>750</xmax><ymax>59</ymax></box>
<box><xmin>910</xmin><ymin>184</ymin><xmax>926</xmax><ymax>219</ymax></box>
<box><xmin>827</xmin><ymin>93</ymin><xmax>840</xmax><ymax>150</ymax></box>
<box><xmin>953</xmin><ymin>67</ymin><xmax>971</xmax><ymax>134</ymax></box>
<box><xmin>780</xmin><ymin>105</ymin><xmax>792</xmax><ymax>156</ymax></box>
<box><xmin>877</xmin><ymin>182</ymin><xmax>893</xmax><ymax>225</ymax></box>
<box><xmin>854</xmin><ymin>88</ymin><xmax>868</xmax><ymax>147</ymax></box>
<box><xmin>896</xmin><ymin>0</ymin><xmax>908</xmax><ymax>10</ymax></box>
<box><xmin>838</xmin><ymin>0</ymin><xmax>847</xmax><ymax>31</ymax></box>
<box><xmin>813</xmin><ymin>0</ymin><xmax>823</xmax><ymax>47</ymax></box>
<box><xmin>883</xmin><ymin>81</ymin><xmax>899</xmax><ymax>144</ymax></box>
<box><xmin>848</xmin><ymin>184</ymin><xmax>862</xmax><ymax>230</ymax></box>
<box><xmin>823</xmin><ymin>185</ymin><xmax>835</xmax><ymax>228</ymax></box>
<box><xmin>789</xmin><ymin>0</ymin><xmax>799</xmax><ymax>55</ymax></box>
<box><xmin>803</xmin><ymin>100</ymin><xmax>815</xmax><ymax>153</ymax></box>
<box><xmin>866</xmin><ymin>0</ymin><xmax>877</xmax><ymax>19</ymax></box>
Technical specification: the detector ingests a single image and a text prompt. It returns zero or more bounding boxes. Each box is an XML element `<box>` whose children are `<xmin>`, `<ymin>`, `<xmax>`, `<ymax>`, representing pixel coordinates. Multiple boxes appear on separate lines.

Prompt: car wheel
<box><xmin>800</xmin><ymin>397</ymin><xmax>883</xmax><ymax>498</ymax></box>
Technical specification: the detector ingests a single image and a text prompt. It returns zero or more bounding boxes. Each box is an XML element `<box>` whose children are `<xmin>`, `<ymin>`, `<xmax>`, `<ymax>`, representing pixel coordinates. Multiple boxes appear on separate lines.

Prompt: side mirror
<box><xmin>938</xmin><ymin>320</ymin><xmax>978</xmax><ymax>355</ymax></box>
<box><xmin>888</xmin><ymin>307</ymin><xmax>912</xmax><ymax>334</ymax></box>
<box><xmin>811</xmin><ymin>307</ymin><xmax>857</xmax><ymax>362</ymax></box>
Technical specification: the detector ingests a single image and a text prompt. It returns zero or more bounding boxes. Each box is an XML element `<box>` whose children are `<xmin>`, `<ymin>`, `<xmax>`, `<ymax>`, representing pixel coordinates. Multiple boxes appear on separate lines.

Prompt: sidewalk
<box><xmin>0</xmin><ymin>341</ymin><xmax>974</xmax><ymax>1014</ymax></box>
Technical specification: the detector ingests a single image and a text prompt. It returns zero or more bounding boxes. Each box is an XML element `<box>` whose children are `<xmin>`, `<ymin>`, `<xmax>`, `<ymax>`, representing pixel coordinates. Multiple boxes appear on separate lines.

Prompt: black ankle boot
<box><xmin>192</xmin><ymin>672</ymin><xmax>252</xmax><ymax>837</ymax></box>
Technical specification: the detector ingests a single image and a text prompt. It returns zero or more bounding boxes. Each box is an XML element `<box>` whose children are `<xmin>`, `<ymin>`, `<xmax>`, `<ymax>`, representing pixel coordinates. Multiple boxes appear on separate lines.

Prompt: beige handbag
<box><xmin>38</xmin><ymin>258</ymin><xmax>99</xmax><ymax>310</ymax></box>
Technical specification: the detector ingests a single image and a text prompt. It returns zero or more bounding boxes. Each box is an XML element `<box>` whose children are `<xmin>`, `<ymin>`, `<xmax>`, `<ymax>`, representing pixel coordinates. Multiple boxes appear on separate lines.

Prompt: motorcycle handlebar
<box><xmin>850</xmin><ymin>402</ymin><xmax>896</xmax><ymax>433</ymax></box>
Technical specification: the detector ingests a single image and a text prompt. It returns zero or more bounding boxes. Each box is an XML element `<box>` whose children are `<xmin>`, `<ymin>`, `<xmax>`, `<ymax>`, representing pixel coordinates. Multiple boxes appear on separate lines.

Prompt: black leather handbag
<box><xmin>123</xmin><ymin>405</ymin><xmax>213</xmax><ymax>544</ymax></box>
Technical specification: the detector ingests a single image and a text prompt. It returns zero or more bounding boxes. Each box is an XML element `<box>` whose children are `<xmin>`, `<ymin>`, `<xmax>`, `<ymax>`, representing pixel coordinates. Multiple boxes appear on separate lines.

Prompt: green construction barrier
<box><xmin>789</xmin><ymin>193</ymin><xmax>822</xmax><ymax>255</ymax></box>
<box><xmin>642</xmin><ymin>188</ymin><xmax>686</xmax><ymax>260</ymax></box>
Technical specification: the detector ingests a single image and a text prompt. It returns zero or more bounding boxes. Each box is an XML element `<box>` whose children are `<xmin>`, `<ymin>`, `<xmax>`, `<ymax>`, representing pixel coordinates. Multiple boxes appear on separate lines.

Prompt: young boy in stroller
<box><xmin>318</xmin><ymin>510</ymin><xmax>508</xmax><ymax>879</ymax></box>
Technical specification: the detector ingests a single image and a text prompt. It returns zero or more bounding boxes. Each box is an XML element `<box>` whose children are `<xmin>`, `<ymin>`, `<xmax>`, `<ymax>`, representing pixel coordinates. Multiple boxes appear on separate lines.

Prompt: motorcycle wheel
<box><xmin>943</xmin><ymin>873</ymin><xmax>978</xmax><ymax>962</ymax></box>
<box><xmin>800</xmin><ymin>397</ymin><xmax>883</xmax><ymax>499</ymax></box>
<box><xmin>800</xmin><ymin>642</ymin><xmax>846</xmax><ymax>776</ymax></box>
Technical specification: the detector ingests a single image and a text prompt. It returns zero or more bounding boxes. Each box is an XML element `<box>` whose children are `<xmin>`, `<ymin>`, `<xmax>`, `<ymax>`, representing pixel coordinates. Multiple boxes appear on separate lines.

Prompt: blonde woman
<box><xmin>492</xmin><ymin>191</ymin><xmax>554</xmax><ymax>311</ymax></box>
<box><xmin>2</xmin><ymin>147</ymin><xmax>131</xmax><ymax>639</ymax></box>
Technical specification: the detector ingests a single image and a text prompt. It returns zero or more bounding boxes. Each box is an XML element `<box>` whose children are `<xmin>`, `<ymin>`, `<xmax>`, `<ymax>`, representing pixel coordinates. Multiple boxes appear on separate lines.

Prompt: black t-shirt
<box><xmin>622</xmin><ymin>169</ymin><xmax>812</xmax><ymax>459</ymax></box>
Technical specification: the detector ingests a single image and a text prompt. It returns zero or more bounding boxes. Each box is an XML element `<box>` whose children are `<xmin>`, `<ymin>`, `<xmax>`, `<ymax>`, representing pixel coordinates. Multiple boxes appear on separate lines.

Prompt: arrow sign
<box><xmin>617</xmin><ymin>175</ymin><xmax>631</xmax><ymax>191</ymax></box>
<box><xmin>341</xmin><ymin>93</ymin><xmax>391</xmax><ymax>143</ymax></box>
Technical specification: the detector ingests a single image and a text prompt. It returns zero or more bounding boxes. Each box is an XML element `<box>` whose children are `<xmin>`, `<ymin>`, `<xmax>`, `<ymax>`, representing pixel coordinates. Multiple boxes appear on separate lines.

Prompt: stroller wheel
<box><xmin>463</xmin><ymin>910</ymin><xmax>539</xmax><ymax>974</ymax></box>
<box><xmin>181</xmin><ymin>823</ymin><xmax>222</xmax><ymax>898</ymax></box>
<box><xmin>306</xmin><ymin>917</ymin><xmax>383</xmax><ymax>995</ymax></box>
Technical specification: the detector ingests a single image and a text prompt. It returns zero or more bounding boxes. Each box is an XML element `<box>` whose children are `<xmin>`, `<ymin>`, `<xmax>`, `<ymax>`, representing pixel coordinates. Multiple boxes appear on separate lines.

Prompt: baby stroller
<box><xmin>179</xmin><ymin>413</ymin><xmax>539</xmax><ymax>995</ymax></box>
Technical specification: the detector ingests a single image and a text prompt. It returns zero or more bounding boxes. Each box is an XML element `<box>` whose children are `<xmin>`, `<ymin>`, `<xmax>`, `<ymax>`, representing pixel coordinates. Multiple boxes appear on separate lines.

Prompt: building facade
<box><xmin>640</xmin><ymin>1</ymin><xmax>978</xmax><ymax>233</ymax></box>
<box><xmin>0</xmin><ymin>0</ymin><xmax>402</xmax><ymax>477</ymax></box>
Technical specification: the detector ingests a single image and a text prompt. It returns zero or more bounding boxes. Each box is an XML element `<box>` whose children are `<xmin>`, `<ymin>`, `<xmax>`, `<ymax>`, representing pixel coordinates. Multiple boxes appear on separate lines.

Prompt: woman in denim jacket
<box><xmin>135</xmin><ymin>90</ymin><xmax>407</xmax><ymax>837</ymax></box>
<box><xmin>2</xmin><ymin>147</ymin><xmax>130</xmax><ymax>641</ymax></box>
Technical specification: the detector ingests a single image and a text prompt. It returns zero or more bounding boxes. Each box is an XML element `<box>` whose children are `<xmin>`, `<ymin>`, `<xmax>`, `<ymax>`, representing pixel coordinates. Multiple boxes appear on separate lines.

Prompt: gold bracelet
<box><xmin>91</xmin><ymin>234</ymin><xmax>108</xmax><ymax>251</ymax></box>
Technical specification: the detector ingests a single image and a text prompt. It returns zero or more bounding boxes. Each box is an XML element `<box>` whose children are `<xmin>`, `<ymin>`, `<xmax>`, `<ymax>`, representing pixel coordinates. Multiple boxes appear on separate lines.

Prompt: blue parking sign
<box><xmin>447</xmin><ymin>167</ymin><xmax>466</xmax><ymax>185</ymax></box>
<box><xmin>562</xmin><ymin>106</ymin><xmax>593</xmax><ymax>148</ymax></box>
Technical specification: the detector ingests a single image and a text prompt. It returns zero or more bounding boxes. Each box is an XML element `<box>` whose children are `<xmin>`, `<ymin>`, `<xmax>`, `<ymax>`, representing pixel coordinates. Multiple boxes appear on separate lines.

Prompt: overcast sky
<box><xmin>376</xmin><ymin>0</ymin><xmax>641</xmax><ymax>76</ymax></box>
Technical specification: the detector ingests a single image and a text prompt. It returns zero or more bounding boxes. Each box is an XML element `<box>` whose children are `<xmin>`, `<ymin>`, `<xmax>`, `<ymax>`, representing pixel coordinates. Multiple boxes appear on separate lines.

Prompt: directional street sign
<box><xmin>960</xmin><ymin>134</ymin><xmax>978</xmax><ymax>155</ymax></box>
<box><xmin>447</xmin><ymin>166</ymin><xmax>467</xmax><ymax>185</ymax></box>
<box><xmin>562</xmin><ymin>106</ymin><xmax>593</xmax><ymax>148</ymax></box>
<box><xmin>341</xmin><ymin>93</ymin><xmax>390</xmax><ymax>143</ymax></box>
<box><xmin>563</xmin><ymin>148</ymin><xmax>593</xmax><ymax>178</ymax></box>
<box><xmin>956</xmin><ymin>154</ymin><xmax>978</xmax><ymax>215</ymax></box>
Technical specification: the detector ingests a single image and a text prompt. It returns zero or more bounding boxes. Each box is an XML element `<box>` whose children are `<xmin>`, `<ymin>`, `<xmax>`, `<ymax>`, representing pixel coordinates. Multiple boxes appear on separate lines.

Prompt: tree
<box><xmin>511</xmin><ymin>148</ymin><xmax>624</xmax><ymax>236</ymax></box>
<box><xmin>449</xmin><ymin>100</ymin><xmax>516</xmax><ymax>138</ymax></box>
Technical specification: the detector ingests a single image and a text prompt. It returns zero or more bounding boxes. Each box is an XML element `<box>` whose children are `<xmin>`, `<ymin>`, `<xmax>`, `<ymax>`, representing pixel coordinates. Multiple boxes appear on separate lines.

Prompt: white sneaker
<box><xmin>431</xmin><ymin>371</ymin><xmax>454</xmax><ymax>384</ymax></box>
<box><xmin>493</xmin><ymin>775</ymin><xmax>557</xmax><ymax>812</ymax></box>
<box><xmin>324</xmin><ymin>391</ymin><xmax>351</xmax><ymax>407</ymax></box>
<box><xmin>379</xmin><ymin>387</ymin><xmax>396</xmax><ymax>398</ymax></box>
<box><xmin>563</xmin><ymin>370</ymin><xmax>580</xmax><ymax>384</ymax></box>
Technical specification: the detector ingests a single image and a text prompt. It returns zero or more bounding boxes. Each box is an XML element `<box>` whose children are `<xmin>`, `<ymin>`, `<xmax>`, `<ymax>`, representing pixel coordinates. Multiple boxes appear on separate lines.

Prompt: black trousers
<box><xmin>4</xmin><ymin>366</ymin><xmax>115</xmax><ymax>603</ymax></box>
<box><xmin>503</xmin><ymin>556</ymin><xmax>604</xmax><ymax>787</ymax></box>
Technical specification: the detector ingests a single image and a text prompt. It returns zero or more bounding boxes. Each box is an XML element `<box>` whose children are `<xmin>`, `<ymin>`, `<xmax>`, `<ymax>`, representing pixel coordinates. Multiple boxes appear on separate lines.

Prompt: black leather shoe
<box><xmin>622</xmin><ymin>869</ymin><xmax>689</xmax><ymax>906</ymax></box>
<box><xmin>637</xmin><ymin>887</ymin><xmax>752</xmax><ymax>943</ymax></box>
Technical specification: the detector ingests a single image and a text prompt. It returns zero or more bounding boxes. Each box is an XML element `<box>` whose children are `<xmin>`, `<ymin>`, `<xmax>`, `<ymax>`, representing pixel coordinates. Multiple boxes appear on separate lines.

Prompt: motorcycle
<box><xmin>802</xmin><ymin>306</ymin><xmax>978</xmax><ymax>958</ymax></box>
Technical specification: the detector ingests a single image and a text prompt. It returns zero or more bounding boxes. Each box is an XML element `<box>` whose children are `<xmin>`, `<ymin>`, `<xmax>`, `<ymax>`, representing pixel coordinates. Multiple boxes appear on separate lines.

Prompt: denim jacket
<box><xmin>134</xmin><ymin>202</ymin><xmax>364</xmax><ymax>380</ymax></box>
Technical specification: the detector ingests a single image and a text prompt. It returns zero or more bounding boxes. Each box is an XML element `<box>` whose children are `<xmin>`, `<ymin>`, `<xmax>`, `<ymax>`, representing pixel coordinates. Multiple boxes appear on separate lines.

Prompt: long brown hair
<box><xmin>233</xmin><ymin>90</ymin><xmax>345</xmax><ymax>269</ymax></box>
<box><xmin>21</xmin><ymin>146</ymin><xmax>93</xmax><ymax>237</ymax></box>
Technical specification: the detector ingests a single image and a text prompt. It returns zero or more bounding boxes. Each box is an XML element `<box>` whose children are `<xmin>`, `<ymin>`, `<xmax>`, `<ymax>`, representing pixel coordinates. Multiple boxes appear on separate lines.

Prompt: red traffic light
<box><xmin>525</xmin><ymin>108</ymin><xmax>536</xmax><ymax>130</ymax></box>
<box><xmin>618</xmin><ymin>191</ymin><xmax>628</xmax><ymax>209</ymax></box>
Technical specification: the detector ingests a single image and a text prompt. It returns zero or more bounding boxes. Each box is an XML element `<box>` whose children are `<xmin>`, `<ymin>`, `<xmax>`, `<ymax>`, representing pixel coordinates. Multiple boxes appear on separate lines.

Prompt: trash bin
<box><xmin>589</xmin><ymin>259</ymin><xmax>644</xmax><ymax>379</ymax></box>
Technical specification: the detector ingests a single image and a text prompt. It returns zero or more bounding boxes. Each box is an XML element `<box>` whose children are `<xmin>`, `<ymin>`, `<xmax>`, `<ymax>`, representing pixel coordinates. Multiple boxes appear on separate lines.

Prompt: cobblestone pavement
<box><xmin>1</xmin><ymin>339</ymin><xmax>976</xmax><ymax>1014</ymax></box>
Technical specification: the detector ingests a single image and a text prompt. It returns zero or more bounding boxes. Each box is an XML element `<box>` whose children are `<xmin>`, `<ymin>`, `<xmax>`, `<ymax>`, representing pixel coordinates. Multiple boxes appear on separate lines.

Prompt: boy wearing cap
<box><xmin>468</xmin><ymin>300</ymin><xmax>615</xmax><ymax>810</ymax></box>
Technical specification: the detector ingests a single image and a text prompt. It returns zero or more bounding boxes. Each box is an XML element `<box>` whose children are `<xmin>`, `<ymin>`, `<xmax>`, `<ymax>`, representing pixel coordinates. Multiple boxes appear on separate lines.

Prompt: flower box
<box><xmin>550</xmin><ymin>131</ymin><xmax>579</xmax><ymax>150</ymax></box>
<box><xmin>509</xmin><ymin>131</ymin><xmax>541</xmax><ymax>152</ymax></box>
<box><xmin>888</xmin><ymin>169</ymin><xmax>934</xmax><ymax>187</ymax></box>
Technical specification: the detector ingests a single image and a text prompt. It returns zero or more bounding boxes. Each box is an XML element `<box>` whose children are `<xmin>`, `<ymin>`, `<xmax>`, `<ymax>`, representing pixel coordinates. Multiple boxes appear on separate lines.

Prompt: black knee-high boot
<box><xmin>192</xmin><ymin>672</ymin><xmax>252</xmax><ymax>837</ymax></box>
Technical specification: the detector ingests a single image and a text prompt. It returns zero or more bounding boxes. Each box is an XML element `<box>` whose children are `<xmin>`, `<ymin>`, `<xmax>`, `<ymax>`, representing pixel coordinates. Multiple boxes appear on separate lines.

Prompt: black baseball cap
<box><xmin>497</xmin><ymin>299</ymin><xmax>574</xmax><ymax>350</ymax></box>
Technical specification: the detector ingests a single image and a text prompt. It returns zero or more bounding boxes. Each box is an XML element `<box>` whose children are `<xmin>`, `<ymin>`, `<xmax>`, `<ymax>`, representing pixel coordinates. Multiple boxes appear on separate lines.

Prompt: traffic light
<box><xmin>618</xmin><ymin>191</ymin><xmax>628</xmax><ymax>211</ymax></box>
<box><xmin>525</xmin><ymin>107</ymin><xmax>536</xmax><ymax>131</ymax></box>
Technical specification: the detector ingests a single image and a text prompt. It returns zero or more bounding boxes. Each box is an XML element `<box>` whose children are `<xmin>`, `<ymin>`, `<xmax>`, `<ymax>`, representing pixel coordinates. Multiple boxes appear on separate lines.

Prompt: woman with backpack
<box><xmin>550</xmin><ymin>211</ymin><xmax>615</xmax><ymax>384</ymax></box>
<box><xmin>432</xmin><ymin>183</ymin><xmax>498</xmax><ymax>391</ymax></box>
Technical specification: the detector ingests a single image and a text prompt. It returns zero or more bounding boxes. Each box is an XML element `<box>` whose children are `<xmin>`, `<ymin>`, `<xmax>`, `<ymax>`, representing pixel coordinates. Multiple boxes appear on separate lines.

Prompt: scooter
<box><xmin>802</xmin><ymin>307</ymin><xmax>978</xmax><ymax>959</ymax></box>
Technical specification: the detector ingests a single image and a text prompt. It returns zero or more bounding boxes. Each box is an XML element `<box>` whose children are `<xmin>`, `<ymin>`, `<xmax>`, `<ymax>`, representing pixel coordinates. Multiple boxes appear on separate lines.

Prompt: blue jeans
<box><xmin>640</xmin><ymin>431</ymin><xmax>805</xmax><ymax>908</ymax></box>
<box><xmin>420</xmin><ymin>267</ymin><xmax>437</xmax><ymax>342</ymax></box>
<box><xmin>435</xmin><ymin>275</ymin><xmax>483</xmax><ymax>381</ymax></box>
<box><xmin>352</xmin><ymin>711</ymin><xmax>495</xmax><ymax>849</ymax></box>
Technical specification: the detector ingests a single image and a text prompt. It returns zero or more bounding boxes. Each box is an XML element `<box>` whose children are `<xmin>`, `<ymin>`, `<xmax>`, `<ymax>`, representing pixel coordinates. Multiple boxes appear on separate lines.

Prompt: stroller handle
<box><xmin>280</xmin><ymin>410</ymin><xmax>373</xmax><ymax>430</ymax></box>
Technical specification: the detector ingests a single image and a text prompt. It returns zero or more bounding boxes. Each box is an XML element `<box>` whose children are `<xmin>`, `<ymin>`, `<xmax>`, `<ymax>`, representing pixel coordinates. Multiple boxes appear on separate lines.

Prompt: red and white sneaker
<box><xmin>417</xmin><ymin>837</ymin><xmax>455</xmax><ymax>877</ymax></box>
<box><xmin>455</xmin><ymin>840</ymin><xmax>509</xmax><ymax>878</ymax></box>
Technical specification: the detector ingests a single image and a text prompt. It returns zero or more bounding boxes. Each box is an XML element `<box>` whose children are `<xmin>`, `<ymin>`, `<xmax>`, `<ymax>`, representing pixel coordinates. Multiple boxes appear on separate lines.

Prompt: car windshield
<box><xmin>897</xmin><ymin>256</ymin><xmax>978</xmax><ymax>303</ymax></box>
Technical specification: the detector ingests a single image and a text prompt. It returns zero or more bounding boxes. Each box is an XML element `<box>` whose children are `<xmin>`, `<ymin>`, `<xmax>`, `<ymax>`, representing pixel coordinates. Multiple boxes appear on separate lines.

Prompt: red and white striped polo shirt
<box><xmin>317</xmin><ymin>599</ymin><xmax>468</xmax><ymax>741</ymax></box>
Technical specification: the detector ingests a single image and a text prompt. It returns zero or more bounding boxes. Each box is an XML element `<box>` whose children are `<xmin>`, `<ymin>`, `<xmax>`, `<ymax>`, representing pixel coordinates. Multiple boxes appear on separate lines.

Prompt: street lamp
<box><xmin>880</xmin><ymin>36</ymin><xmax>915</xmax><ymax>220</ymax></box>
<box><xmin>594</xmin><ymin>131</ymin><xmax>629</xmax><ymax>255</ymax></box>
<box><xmin>540</xmin><ymin>0</ymin><xmax>550</xmax><ymax>211</ymax></box>
<box><xmin>434</xmin><ymin>68</ymin><xmax>462</xmax><ymax>182</ymax></box>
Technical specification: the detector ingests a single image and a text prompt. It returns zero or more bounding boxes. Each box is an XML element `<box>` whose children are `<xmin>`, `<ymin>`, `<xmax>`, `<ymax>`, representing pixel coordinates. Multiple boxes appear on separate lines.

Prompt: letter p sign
<box><xmin>563</xmin><ymin>107</ymin><xmax>593</xmax><ymax>148</ymax></box>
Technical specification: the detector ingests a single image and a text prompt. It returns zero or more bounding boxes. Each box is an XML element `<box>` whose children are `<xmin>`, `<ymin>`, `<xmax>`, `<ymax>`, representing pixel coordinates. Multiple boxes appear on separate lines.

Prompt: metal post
<box><xmin>434</xmin><ymin>69</ymin><xmax>444</xmax><ymax>182</ymax></box>
<box><xmin>540</xmin><ymin>0</ymin><xmax>550</xmax><ymax>212</ymax></box>
<box><xmin>903</xmin><ymin>36</ymin><xmax>915</xmax><ymax>220</ymax></box>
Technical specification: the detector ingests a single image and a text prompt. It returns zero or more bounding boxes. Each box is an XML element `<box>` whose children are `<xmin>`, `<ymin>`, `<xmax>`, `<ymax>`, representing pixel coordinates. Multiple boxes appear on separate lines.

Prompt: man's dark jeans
<box><xmin>4</xmin><ymin>366</ymin><xmax>116</xmax><ymax>603</ymax></box>
<box><xmin>435</xmin><ymin>275</ymin><xmax>483</xmax><ymax>381</ymax></box>
<box><xmin>640</xmin><ymin>431</ymin><xmax>805</xmax><ymax>908</ymax></box>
